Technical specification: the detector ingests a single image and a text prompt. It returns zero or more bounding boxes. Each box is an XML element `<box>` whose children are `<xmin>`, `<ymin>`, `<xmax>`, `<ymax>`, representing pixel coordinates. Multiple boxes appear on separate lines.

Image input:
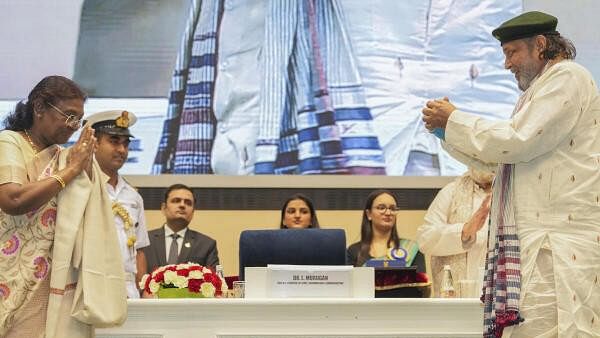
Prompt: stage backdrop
<box><xmin>1</xmin><ymin>0</ymin><xmax>598</xmax><ymax>175</ymax></box>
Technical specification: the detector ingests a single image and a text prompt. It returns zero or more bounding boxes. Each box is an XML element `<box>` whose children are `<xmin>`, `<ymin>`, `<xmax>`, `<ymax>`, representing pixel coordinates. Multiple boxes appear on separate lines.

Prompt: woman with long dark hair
<box><xmin>346</xmin><ymin>189</ymin><xmax>425</xmax><ymax>272</ymax></box>
<box><xmin>279</xmin><ymin>193</ymin><xmax>320</xmax><ymax>229</ymax></box>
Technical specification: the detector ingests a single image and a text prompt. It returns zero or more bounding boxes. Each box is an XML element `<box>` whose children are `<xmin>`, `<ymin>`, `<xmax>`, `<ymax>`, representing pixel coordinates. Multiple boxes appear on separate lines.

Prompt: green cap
<box><xmin>492</xmin><ymin>11</ymin><xmax>558</xmax><ymax>44</ymax></box>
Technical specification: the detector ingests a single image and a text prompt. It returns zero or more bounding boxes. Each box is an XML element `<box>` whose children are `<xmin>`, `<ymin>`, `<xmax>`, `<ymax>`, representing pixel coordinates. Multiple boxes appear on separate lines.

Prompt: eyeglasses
<box><xmin>373</xmin><ymin>204</ymin><xmax>400</xmax><ymax>214</ymax></box>
<box><xmin>47</xmin><ymin>102</ymin><xmax>83</xmax><ymax>129</ymax></box>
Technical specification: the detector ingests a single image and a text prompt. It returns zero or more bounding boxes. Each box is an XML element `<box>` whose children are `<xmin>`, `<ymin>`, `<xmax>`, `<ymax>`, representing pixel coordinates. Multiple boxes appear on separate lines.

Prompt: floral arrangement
<box><xmin>139</xmin><ymin>263</ymin><xmax>227</xmax><ymax>298</ymax></box>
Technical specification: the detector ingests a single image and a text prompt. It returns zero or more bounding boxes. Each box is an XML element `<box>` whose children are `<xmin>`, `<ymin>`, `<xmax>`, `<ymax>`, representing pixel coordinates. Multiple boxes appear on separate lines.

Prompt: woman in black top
<box><xmin>346</xmin><ymin>189</ymin><xmax>425</xmax><ymax>273</ymax></box>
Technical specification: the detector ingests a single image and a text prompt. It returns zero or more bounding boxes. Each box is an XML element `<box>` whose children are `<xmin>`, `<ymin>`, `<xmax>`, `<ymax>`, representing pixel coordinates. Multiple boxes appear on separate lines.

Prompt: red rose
<box><xmin>144</xmin><ymin>276</ymin><xmax>152</xmax><ymax>292</ymax></box>
<box><xmin>205</xmin><ymin>273</ymin><xmax>222</xmax><ymax>289</ymax></box>
<box><xmin>154</xmin><ymin>271</ymin><xmax>165</xmax><ymax>283</ymax></box>
<box><xmin>188</xmin><ymin>279</ymin><xmax>202</xmax><ymax>293</ymax></box>
<box><xmin>177</xmin><ymin>269</ymin><xmax>190</xmax><ymax>277</ymax></box>
<box><xmin>165</xmin><ymin>265</ymin><xmax>177</xmax><ymax>272</ymax></box>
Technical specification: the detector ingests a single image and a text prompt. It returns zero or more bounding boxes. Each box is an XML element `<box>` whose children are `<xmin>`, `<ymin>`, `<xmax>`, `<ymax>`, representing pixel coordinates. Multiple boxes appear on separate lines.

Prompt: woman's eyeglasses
<box><xmin>373</xmin><ymin>204</ymin><xmax>400</xmax><ymax>214</ymax></box>
<box><xmin>47</xmin><ymin>102</ymin><xmax>83</xmax><ymax>129</ymax></box>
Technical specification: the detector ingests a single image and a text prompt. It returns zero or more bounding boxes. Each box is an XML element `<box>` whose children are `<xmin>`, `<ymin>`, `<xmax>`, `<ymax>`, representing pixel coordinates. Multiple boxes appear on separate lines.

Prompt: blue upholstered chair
<box><xmin>238</xmin><ymin>228</ymin><xmax>347</xmax><ymax>280</ymax></box>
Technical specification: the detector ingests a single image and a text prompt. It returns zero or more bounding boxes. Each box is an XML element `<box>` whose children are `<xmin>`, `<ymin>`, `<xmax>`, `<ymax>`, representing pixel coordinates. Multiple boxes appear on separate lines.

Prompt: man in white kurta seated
<box><xmin>416</xmin><ymin>168</ymin><xmax>493</xmax><ymax>297</ymax></box>
<box><xmin>422</xmin><ymin>10</ymin><xmax>600</xmax><ymax>338</ymax></box>
<box><xmin>86</xmin><ymin>110</ymin><xmax>151</xmax><ymax>298</ymax></box>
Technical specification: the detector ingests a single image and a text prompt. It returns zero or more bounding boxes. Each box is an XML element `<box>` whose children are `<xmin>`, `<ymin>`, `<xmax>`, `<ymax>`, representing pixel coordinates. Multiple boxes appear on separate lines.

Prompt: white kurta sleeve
<box><xmin>442</xmin><ymin>141</ymin><xmax>498</xmax><ymax>174</ymax></box>
<box><xmin>445</xmin><ymin>63</ymin><xmax>587</xmax><ymax>164</ymax></box>
<box><xmin>416</xmin><ymin>181</ymin><xmax>468</xmax><ymax>256</ymax></box>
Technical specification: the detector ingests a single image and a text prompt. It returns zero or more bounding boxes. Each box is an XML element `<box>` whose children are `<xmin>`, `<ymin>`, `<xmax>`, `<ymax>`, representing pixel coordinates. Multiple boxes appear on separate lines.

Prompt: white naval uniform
<box><xmin>443</xmin><ymin>60</ymin><xmax>600</xmax><ymax>337</ymax></box>
<box><xmin>106</xmin><ymin>175</ymin><xmax>151</xmax><ymax>299</ymax></box>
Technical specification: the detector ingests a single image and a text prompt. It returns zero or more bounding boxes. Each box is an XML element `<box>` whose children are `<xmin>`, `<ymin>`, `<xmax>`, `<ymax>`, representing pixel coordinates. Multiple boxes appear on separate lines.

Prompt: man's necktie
<box><xmin>167</xmin><ymin>233</ymin><xmax>180</xmax><ymax>265</ymax></box>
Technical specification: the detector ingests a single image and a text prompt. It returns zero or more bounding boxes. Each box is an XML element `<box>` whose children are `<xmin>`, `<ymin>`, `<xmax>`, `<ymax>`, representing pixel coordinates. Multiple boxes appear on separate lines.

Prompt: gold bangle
<box><xmin>50</xmin><ymin>174</ymin><xmax>66</xmax><ymax>189</ymax></box>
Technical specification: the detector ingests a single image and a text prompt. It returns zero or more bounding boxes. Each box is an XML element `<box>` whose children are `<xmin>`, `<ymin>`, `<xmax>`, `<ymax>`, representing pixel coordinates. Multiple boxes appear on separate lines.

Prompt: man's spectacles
<box><xmin>47</xmin><ymin>102</ymin><xmax>83</xmax><ymax>129</ymax></box>
<box><xmin>373</xmin><ymin>204</ymin><xmax>400</xmax><ymax>214</ymax></box>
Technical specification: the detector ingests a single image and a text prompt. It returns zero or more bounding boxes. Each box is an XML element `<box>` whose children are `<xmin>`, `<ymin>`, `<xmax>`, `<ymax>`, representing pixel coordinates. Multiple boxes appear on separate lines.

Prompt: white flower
<box><xmin>139</xmin><ymin>274</ymin><xmax>149</xmax><ymax>290</ymax></box>
<box><xmin>200</xmin><ymin>282</ymin><xmax>216</xmax><ymax>297</ymax></box>
<box><xmin>189</xmin><ymin>270</ymin><xmax>204</xmax><ymax>279</ymax></box>
<box><xmin>149</xmin><ymin>280</ymin><xmax>160</xmax><ymax>294</ymax></box>
<box><xmin>202</xmin><ymin>267</ymin><xmax>212</xmax><ymax>274</ymax></box>
<box><xmin>173</xmin><ymin>275</ymin><xmax>189</xmax><ymax>288</ymax></box>
<box><xmin>163</xmin><ymin>270</ymin><xmax>178</xmax><ymax>285</ymax></box>
<box><xmin>177</xmin><ymin>263</ymin><xmax>191</xmax><ymax>270</ymax></box>
<box><xmin>152</xmin><ymin>266</ymin><xmax>166</xmax><ymax>278</ymax></box>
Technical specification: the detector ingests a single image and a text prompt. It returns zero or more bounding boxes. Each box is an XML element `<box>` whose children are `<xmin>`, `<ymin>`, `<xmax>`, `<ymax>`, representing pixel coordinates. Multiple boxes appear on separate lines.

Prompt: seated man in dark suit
<box><xmin>143</xmin><ymin>184</ymin><xmax>220</xmax><ymax>273</ymax></box>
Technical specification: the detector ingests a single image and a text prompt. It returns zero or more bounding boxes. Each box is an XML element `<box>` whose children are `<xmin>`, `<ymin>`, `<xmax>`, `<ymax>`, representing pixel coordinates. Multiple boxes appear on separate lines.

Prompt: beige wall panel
<box><xmin>145</xmin><ymin>210</ymin><xmax>428</xmax><ymax>277</ymax></box>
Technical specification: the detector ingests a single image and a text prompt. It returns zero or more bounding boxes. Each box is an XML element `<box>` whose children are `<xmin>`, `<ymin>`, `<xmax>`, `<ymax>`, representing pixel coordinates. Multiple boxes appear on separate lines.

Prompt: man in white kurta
<box><xmin>86</xmin><ymin>110</ymin><xmax>151</xmax><ymax>298</ymax></box>
<box><xmin>422</xmin><ymin>11</ymin><xmax>600</xmax><ymax>338</ymax></box>
<box><xmin>416</xmin><ymin>168</ymin><xmax>493</xmax><ymax>297</ymax></box>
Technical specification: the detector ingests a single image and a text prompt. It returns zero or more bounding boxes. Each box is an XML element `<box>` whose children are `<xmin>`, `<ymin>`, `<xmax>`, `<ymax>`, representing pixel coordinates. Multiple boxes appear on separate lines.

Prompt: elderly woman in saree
<box><xmin>0</xmin><ymin>76</ymin><xmax>125</xmax><ymax>338</ymax></box>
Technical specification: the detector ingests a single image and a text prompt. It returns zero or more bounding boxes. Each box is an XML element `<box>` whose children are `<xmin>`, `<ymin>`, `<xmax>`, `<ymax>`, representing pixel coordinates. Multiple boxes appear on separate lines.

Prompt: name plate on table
<box><xmin>267</xmin><ymin>265</ymin><xmax>353</xmax><ymax>298</ymax></box>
